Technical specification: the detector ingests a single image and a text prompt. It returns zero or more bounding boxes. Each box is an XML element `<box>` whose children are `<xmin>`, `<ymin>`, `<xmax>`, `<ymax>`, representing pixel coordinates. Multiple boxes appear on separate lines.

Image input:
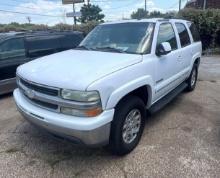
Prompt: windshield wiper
<box><xmin>75</xmin><ymin>45</ymin><xmax>91</xmax><ymax>50</ymax></box>
<box><xmin>93</xmin><ymin>47</ymin><xmax>126</xmax><ymax>53</ymax></box>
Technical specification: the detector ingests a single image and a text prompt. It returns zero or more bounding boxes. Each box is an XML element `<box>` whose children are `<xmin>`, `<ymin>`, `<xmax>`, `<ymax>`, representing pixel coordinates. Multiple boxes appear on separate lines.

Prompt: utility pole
<box><xmin>203</xmin><ymin>0</ymin><xmax>207</xmax><ymax>10</ymax></box>
<box><xmin>145</xmin><ymin>0</ymin><xmax>147</xmax><ymax>12</ymax></box>
<box><xmin>72</xmin><ymin>0</ymin><xmax>76</xmax><ymax>27</ymax></box>
<box><xmin>179</xmin><ymin>0</ymin><xmax>181</xmax><ymax>11</ymax></box>
<box><xmin>179</xmin><ymin>0</ymin><xmax>182</xmax><ymax>11</ymax></box>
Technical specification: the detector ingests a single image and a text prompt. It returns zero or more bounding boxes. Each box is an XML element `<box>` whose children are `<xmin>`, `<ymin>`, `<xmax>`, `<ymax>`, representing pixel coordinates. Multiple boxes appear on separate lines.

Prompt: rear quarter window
<box><xmin>175</xmin><ymin>23</ymin><xmax>191</xmax><ymax>47</ymax></box>
<box><xmin>26</xmin><ymin>35</ymin><xmax>61</xmax><ymax>57</ymax></box>
<box><xmin>187</xmin><ymin>22</ymin><xmax>201</xmax><ymax>42</ymax></box>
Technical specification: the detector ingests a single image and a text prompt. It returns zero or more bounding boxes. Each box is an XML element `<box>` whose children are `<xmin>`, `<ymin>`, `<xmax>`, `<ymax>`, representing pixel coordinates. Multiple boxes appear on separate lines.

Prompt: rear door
<box><xmin>174</xmin><ymin>22</ymin><xmax>193</xmax><ymax>78</ymax></box>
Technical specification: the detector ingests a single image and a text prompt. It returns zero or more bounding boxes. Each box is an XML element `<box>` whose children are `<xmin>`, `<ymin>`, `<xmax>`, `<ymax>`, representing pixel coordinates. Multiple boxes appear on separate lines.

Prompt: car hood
<box><xmin>17</xmin><ymin>50</ymin><xmax>142</xmax><ymax>90</ymax></box>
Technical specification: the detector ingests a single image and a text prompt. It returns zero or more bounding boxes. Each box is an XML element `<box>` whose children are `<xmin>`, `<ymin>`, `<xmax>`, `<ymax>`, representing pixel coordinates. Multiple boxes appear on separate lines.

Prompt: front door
<box><xmin>154</xmin><ymin>22</ymin><xmax>181</xmax><ymax>101</ymax></box>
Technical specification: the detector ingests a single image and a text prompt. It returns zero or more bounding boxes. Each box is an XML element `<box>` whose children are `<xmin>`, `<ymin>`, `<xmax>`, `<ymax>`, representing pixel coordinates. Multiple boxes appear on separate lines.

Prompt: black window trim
<box><xmin>187</xmin><ymin>22</ymin><xmax>201</xmax><ymax>43</ymax></box>
<box><xmin>156</xmin><ymin>22</ymin><xmax>178</xmax><ymax>52</ymax></box>
<box><xmin>175</xmin><ymin>22</ymin><xmax>192</xmax><ymax>48</ymax></box>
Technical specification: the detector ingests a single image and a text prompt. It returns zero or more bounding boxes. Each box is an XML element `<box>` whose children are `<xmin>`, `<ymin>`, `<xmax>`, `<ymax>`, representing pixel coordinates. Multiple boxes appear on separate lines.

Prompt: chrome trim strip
<box><xmin>17</xmin><ymin>74</ymin><xmax>60</xmax><ymax>92</ymax></box>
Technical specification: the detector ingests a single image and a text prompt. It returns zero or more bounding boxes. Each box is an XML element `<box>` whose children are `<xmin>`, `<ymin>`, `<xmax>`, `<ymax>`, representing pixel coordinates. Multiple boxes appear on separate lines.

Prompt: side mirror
<box><xmin>156</xmin><ymin>42</ymin><xmax>172</xmax><ymax>56</ymax></box>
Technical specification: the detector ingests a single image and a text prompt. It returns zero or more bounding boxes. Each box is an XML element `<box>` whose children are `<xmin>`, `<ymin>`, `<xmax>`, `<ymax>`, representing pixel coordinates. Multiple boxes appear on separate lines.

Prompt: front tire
<box><xmin>108</xmin><ymin>96</ymin><xmax>146</xmax><ymax>156</ymax></box>
<box><xmin>186</xmin><ymin>64</ymin><xmax>198</xmax><ymax>92</ymax></box>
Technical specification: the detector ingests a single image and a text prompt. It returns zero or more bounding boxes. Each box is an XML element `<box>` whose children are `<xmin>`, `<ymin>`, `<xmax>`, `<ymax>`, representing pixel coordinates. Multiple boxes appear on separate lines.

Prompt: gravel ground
<box><xmin>0</xmin><ymin>56</ymin><xmax>220</xmax><ymax>178</ymax></box>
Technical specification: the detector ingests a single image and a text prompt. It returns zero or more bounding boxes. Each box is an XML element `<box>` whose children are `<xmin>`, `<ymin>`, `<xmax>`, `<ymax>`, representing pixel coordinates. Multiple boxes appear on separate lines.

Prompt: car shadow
<box><xmin>0</xmin><ymin>92</ymin><xmax>13</xmax><ymax>100</ymax></box>
<box><xmin>145</xmin><ymin>92</ymin><xmax>185</xmax><ymax>129</ymax></box>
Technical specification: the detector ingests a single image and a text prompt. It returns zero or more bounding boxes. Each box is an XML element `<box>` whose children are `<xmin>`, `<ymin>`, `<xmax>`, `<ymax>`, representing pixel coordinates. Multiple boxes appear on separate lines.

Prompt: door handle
<box><xmin>177</xmin><ymin>55</ymin><xmax>182</xmax><ymax>61</ymax></box>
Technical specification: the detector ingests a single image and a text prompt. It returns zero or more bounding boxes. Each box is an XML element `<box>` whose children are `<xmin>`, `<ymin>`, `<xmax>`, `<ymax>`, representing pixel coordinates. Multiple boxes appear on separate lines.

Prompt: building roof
<box><xmin>185</xmin><ymin>0</ymin><xmax>220</xmax><ymax>9</ymax></box>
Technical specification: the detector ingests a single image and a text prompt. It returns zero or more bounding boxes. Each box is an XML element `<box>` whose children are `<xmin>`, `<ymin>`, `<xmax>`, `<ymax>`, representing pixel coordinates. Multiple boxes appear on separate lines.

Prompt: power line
<box><xmin>0</xmin><ymin>9</ymin><xmax>62</xmax><ymax>18</ymax></box>
<box><xmin>9</xmin><ymin>0</ymin><xmax>36</xmax><ymax>3</ymax></box>
<box><xmin>103</xmin><ymin>0</ymin><xmax>141</xmax><ymax>11</ymax></box>
<box><xmin>0</xmin><ymin>2</ymin><xmax>41</xmax><ymax>10</ymax></box>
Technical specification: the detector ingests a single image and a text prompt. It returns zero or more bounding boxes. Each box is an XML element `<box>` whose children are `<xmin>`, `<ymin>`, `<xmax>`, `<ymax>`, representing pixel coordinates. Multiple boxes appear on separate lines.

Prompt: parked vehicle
<box><xmin>14</xmin><ymin>19</ymin><xmax>202</xmax><ymax>155</ymax></box>
<box><xmin>0</xmin><ymin>31</ymin><xmax>84</xmax><ymax>95</ymax></box>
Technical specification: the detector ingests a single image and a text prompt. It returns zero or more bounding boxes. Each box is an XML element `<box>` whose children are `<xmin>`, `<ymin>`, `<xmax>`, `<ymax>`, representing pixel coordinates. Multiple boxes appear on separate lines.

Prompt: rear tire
<box><xmin>186</xmin><ymin>64</ymin><xmax>198</xmax><ymax>92</ymax></box>
<box><xmin>108</xmin><ymin>96</ymin><xmax>146</xmax><ymax>156</ymax></box>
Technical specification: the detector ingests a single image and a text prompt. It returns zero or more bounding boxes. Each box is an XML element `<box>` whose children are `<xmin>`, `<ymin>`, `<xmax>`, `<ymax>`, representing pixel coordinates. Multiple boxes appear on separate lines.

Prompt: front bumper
<box><xmin>13</xmin><ymin>89</ymin><xmax>114</xmax><ymax>147</ymax></box>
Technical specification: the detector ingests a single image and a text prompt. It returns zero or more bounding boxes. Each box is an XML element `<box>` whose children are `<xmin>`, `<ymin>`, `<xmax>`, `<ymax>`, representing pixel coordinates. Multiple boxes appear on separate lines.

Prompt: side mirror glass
<box><xmin>156</xmin><ymin>42</ymin><xmax>172</xmax><ymax>56</ymax></box>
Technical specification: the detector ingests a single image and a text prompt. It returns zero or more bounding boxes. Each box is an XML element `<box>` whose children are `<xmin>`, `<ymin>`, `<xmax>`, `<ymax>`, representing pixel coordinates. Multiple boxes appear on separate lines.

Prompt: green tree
<box><xmin>131</xmin><ymin>8</ymin><xmax>148</xmax><ymax>19</ymax></box>
<box><xmin>79</xmin><ymin>4</ymin><xmax>105</xmax><ymax>23</ymax></box>
<box><xmin>149</xmin><ymin>11</ymin><xmax>163</xmax><ymax>18</ymax></box>
<box><xmin>178</xmin><ymin>9</ymin><xmax>220</xmax><ymax>49</ymax></box>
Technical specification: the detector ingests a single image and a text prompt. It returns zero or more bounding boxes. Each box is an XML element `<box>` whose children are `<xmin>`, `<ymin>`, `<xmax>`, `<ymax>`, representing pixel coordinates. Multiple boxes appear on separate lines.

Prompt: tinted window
<box><xmin>80</xmin><ymin>22</ymin><xmax>155</xmax><ymax>54</ymax></box>
<box><xmin>175</xmin><ymin>23</ymin><xmax>191</xmax><ymax>47</ymax></box>
<box><xmin>0</xmin><ymin>38</ymin><xmax>25</xmax><ymax>61</ymax></box>
<box><xmin>0</xmin><ymin>38</ymin><xmax>24</xmax><ymax>52</ymax></box>
<box><xmin>157</xmin><ymin>23</ymin><xmax>177</xmax><ymax>50</ymax></box>
<box><xmin>187</xmin><ymin>22</ymin><xmax>200</xmax><ymax>42</ymax></box>
<box><xmin>26</xmin><ymin>35</ymin><xmax>61</xmax><ymax>57</ymax></box>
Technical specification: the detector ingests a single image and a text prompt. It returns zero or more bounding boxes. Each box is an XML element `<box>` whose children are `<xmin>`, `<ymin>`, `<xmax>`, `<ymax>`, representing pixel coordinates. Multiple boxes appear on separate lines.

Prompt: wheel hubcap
<box><xmin>191</xmin><ymin>69</ymin><xmax>196</xmax><ymax>86</ymax></box>
<box><xmin>122</xmin><ymin>109</ymin><xmax>142</xmax><ymax>144</ymax></box>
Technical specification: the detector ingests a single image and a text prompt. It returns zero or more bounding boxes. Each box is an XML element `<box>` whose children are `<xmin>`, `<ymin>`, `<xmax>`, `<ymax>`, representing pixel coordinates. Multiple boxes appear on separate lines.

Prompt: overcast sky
<box><xmin>0</xmin><ymin>0</ymin><xmax>187</xmax><ymax>25</ymax></box>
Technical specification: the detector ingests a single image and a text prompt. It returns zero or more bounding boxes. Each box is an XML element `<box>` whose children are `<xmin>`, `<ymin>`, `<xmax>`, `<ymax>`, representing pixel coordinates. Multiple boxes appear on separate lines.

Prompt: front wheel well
<box><xmin>116</xmin><ymin>86</ymin><xmax>150</xmax><ymax>108</ymax></box>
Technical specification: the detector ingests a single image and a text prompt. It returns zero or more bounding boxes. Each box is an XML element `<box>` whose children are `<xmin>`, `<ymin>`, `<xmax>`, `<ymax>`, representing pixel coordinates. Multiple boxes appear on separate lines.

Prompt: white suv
<box><xmin>14</xmin><ymin>19</ymin><xmax>202</xmax><ymax>155</ymax></box>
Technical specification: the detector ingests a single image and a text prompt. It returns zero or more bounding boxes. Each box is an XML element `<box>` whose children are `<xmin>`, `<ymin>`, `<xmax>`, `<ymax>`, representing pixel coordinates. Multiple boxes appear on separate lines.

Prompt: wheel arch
<box><xmin>194</xmin><ymin>57</ymin><xmax>200</xmax><ymax>67</ymax></box>
<box><xmin>105</xmin><ymin>76</ymin><xmax>153</xmax><ymax>110</ymax></box>
<box><xmin>191</xmin><ymin>53</ymin><xmax>201</xmax><ymax>68</ymax></box>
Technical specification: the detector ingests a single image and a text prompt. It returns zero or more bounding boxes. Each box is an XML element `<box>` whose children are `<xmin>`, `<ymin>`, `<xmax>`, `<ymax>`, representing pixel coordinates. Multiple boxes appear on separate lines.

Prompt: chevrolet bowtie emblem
<box><xmin>25</xmin><ymin>89</ymin><xmax>35</xmax><ymax>99</ymax></box>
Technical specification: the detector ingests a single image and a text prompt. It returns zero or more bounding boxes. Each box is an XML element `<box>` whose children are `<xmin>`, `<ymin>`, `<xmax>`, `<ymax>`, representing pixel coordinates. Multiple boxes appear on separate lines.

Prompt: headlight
<box><xmin>60</xmin><ymin>89</ymin><xmax>102</xmax><ymax>117</ymax></box>
<box><xmin>61</xmin><ymin>89</ymin><xmax>100</xmax><ymax>102</ymax></box>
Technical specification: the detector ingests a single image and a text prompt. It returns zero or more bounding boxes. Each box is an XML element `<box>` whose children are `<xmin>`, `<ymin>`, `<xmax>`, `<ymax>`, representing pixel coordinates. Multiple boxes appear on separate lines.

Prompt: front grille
<box><xmin>17</xmin><ymin>75</ymin><xmax>100</xmax><ymax>115</ymax></box>
<box><xmin>30</xmin><ymin>98</ymin><xmax>58</xmax><ymax>110</ymax></box>
<box><xmin>20</xmin><ymin>78</ymin><xmax>59</xmax><ymax>96</ymax></box>
<box><xmin>18</xmin><ymin>76</ymin><xmax>60</xmax><ymax>112</ymax></box>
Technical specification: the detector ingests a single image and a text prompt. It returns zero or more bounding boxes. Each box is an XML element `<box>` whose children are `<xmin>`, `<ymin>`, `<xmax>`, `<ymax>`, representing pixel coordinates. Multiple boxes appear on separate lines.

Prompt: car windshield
<box><xmin>79</xmin><ymin>22</ymin><xmax>155</xmax><ymax>54</ymax></box>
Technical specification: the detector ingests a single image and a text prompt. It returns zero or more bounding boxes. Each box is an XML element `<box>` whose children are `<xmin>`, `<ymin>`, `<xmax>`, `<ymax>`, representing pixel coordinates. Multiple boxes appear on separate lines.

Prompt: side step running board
<box><xmin>149</xmin><ymin>82</ymin><xmax>188</xmax><ymax>114</ymax></box>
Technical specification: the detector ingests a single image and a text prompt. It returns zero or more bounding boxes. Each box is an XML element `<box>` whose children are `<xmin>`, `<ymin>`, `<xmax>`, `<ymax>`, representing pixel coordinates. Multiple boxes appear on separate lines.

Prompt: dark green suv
<box><xmin>0</xmin><ymin>31</ymin><xmax>84</xmax><ymax>95</ymax></box>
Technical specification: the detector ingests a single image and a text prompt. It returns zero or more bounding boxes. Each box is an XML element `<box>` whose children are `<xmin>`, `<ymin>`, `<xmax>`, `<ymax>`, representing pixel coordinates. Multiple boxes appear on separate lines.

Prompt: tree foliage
<box><xmin>131</xmin><ymin>9</ymin><xmax>177</xmax><ymax>19</ymax></box>
<box><xmin>131</xmin><ymin>8</ymin><xmax>149</xmax><ymax>19</ymax></box>
<box><xmin>0</xmin><ymin>21</ymin><xmax>99</xmax><ymax>35</ymax></box>
<box><xmin>178</xmin><ymin>8</ymin><xmax>220</xmax><ymax>49</ymax></box>
<box><xmin>79</xmin><ymin>4</ymin><xmax>105</xmax><ymax>23</ymax></box>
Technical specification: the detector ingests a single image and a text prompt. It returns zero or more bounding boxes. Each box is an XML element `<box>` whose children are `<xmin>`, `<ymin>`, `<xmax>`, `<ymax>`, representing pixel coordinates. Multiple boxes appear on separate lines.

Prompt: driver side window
<box><xmin>157</xmin><ymin>23</ymin><xmax>177</xmax><ymax>51</ymax></box>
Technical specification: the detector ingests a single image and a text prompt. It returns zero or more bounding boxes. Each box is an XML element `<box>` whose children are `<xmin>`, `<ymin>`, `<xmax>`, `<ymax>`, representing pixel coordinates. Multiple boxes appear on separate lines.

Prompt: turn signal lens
<box><xmin>60</xmin><ymin>107</ymin><xmax>102</xmax><ymax>117</ymax></box>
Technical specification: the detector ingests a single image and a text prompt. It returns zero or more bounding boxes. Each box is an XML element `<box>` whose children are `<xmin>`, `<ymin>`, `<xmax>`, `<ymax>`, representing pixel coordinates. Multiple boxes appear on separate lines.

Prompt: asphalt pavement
<box><xmin>0</xmin><ymin>56</ymin><xmax>220</xmax><ymax>178</ymax></box>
